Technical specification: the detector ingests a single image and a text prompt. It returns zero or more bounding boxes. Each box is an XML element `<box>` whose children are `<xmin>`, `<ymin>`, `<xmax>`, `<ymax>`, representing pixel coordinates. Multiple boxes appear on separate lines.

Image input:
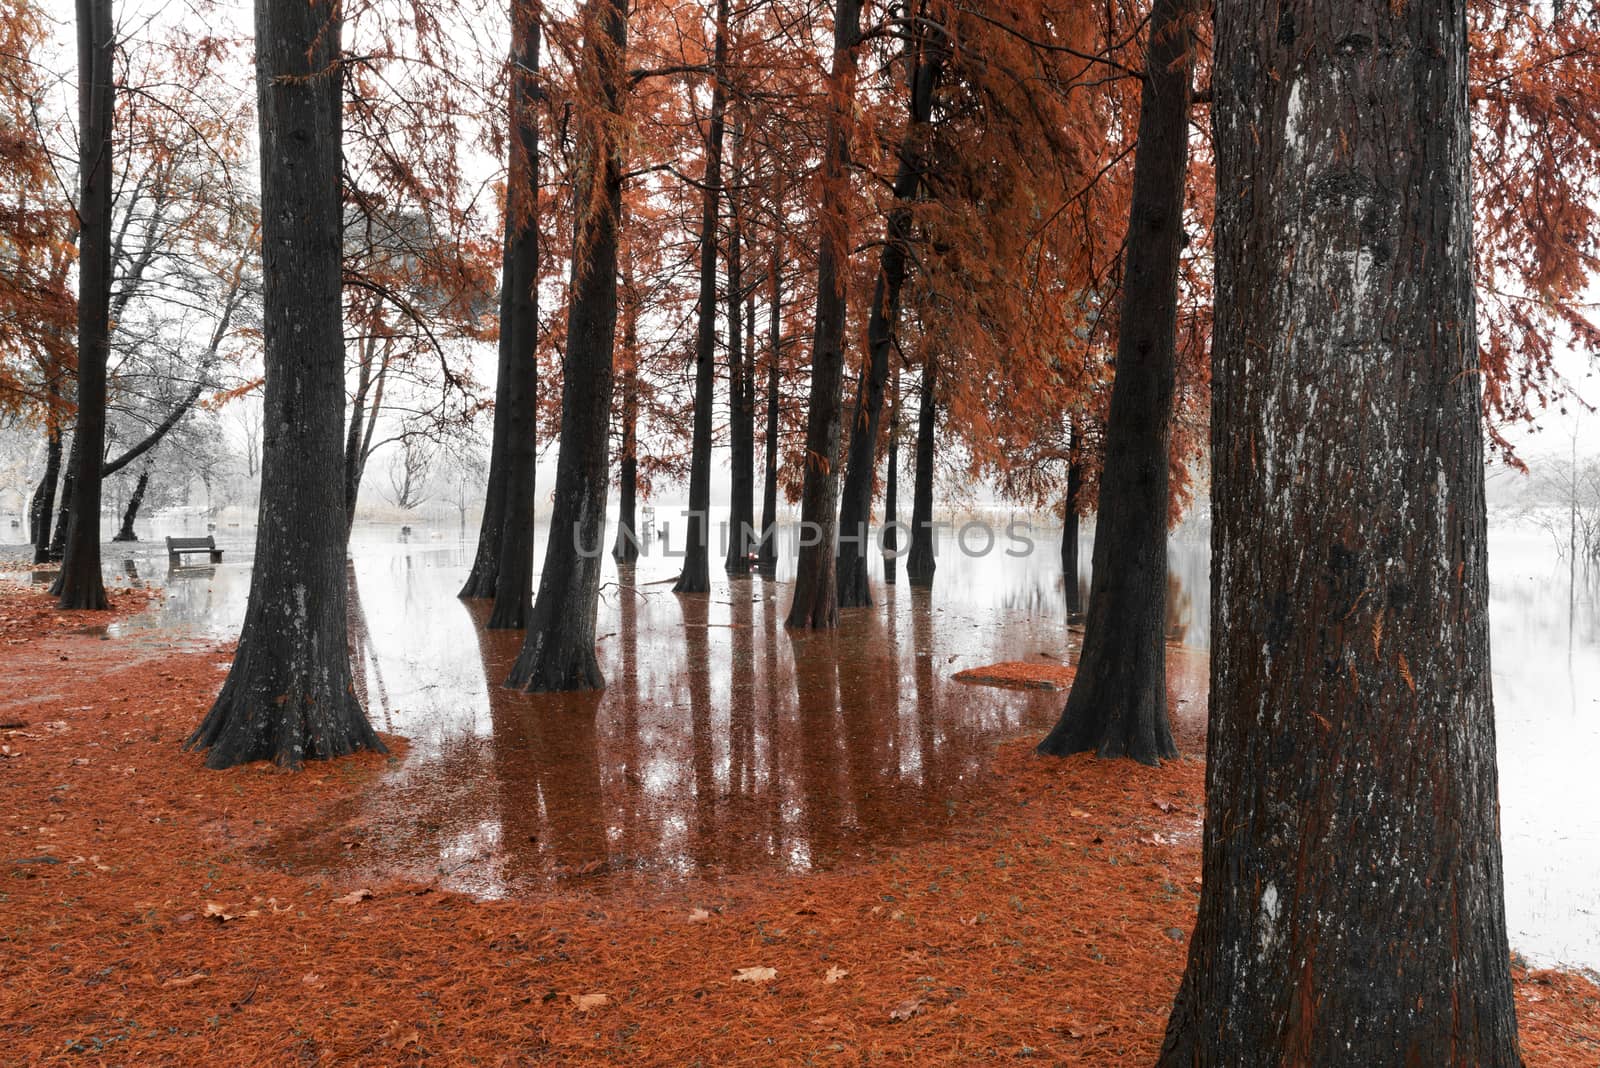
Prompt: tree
<box><xmin>504</xmin><ymin>0</ymin><xmax>628</xmax><ymax>693</ymax></box>
<box><xmin>786</xmin><ymin>0</ymin><xmax>861</xmax><ymax>630</ymax></box>
<box><xmin>187</xmin><ymin>0</ymin><xmax>384</xmax><ymax>769</ymax></box>
<box><xmin>486</xmin><ymin>0</ymin><xmax>543</xmax><ymax>631</ymax></box>
<box><xmin>1159</xmin><ymin>0</ymin><xmax>1523</xmax><ymax>1061</ymax></box>
<box><xmin>905</xmin><ymin>356</ymin><xmax>936</xmax><ymax>585</ymax></box>
<box><xmin>462</xmin><ymin>0</ymin><xmax>542</xmax><ymax>632</ymax></box>
<box><xmin>674</xmin><ymin>0</ymin><xmax>730</xmax><ymax>596</ymax></box>
<box><xmin>50</xmin><ymin>0</ymin><xmax>115</xmax><ymax>611</ymax></box>
<box><xmin>1036</xmin><ymin>0</ymin><xmax>1196</xmax><ymax>764</ymax></box>
<box><xmin>834</xmin><ymin>18</ymin><xmax>944</xmax><ymax>609</ymax></box>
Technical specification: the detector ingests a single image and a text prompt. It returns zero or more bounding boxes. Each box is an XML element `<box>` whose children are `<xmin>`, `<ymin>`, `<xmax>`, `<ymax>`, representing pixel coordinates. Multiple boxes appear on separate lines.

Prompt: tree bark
<box><xmin>835</xmin><ymin>35</ymin><xmax>943</xmax><ymax>609</ymax></box>
<box><xmin>786</xmin><ymin>0</ymin><xmax>862</xmax><ymax>629</ymax></box>
<box><xmin>1037</xmin><ymin>0</ymin><xmax>1193</xmax><ymax>764</ymax></box>
<box><xmin>113</xmin><ymin>465</ymin><xmax>149</xmax><ymax>542</ymax></box>
<box><xmin>52</xmin><ymin>0</ymin><xmax>115</xmax><ymax>610</ymax></box>
<box><xmin>612</xmin><ymin>258</ymin><xmax>640</xmax><ymax>564</ymax></box>
<box><xmin>675</xmin><ymin>0</ymin><xmax>730</xmax><ymax>595</ymax></box>
<box><xmin>186</xmin><ymin>0</ymin><xmax>384</xmax><ymax>769</ymax></box>
<box><xmin>756</xmin><ymin>251</ymin><xmax>782</xmax><ymax>572</ymax></box>
<box><xmin>905</xmin><ymin>357</ymin><xmax>936</xmax><ymax>586</ymax></box>
<box><xmin>1062</xmin><ymin>419</ymin><xmax>1083</xmax><ymax>614</ymax></box>
<box><xmin>1159</xmin><ymin>1</ymin><xmax>1523</xmax><ymax>1061</ymax></box>
<box><xmin>724</xmin><ymin>122</ymin><xmax>756</xmax><ymax>575</ymax></box>
<box><xmin>504</xmin><ymin>0</ymin><xmax>626</xmax><ymax>692</ymax></box>
<box><xmin>883</xmin><ymin>365</ymin><xmax>899</xmax><ymax>585</ymax></box>
<box><xmin>29</xmin><ymin>423</ymin><xmax>63</xmax><ymax>563</ymax></box>
<box><xmin>48</xmin><ymin>438</ymin><xmax>75</xmax><ymax>562</ymax></box>
<box><xmin>487</xmin><ymin>0</ymin><xmax>543</xmax><ymax>630</ymax></box>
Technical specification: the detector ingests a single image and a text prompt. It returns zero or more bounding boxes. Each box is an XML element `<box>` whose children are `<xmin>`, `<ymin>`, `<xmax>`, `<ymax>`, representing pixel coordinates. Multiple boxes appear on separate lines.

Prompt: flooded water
<box><xmin>4</xmin><ymin>509</ymin><xmax>1595</xmax><ymax>972</ymax></box>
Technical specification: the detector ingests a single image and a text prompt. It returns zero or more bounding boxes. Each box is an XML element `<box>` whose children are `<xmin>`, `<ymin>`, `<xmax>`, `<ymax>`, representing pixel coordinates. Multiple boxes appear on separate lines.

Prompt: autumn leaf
<box><xmin>733</xmin><ymin>966</ymin><xmax>777</xmax><ymax>983</ymax></box>
<box><xmin>335</xmin><ymin>888</ymin><xmax>374</xmax><ymax>905</ymax></box>
<box><xmin>159</xmin><ymin>972</ymin><xmax>209</xmax><ymax>989</ymax></box>
<box><xmin>889</xmin><ymin>997</ymin><xmax>925</xmax><ymax>1022</ymax></box>
<box><xmin>570</xmin><ymin>993</ymin><xmax>610</xmax><ymax>1012</ymax></box>
<box><xmin>823</xmin><ymin>966</ymin><xmax>848</xmax><ymax>985</ymax></box>
<box><xmin>687</xmin><ymin>907</ymin><xmax>711</xmax><ymax>923</ymax></box>
<box><xmin>203</xmin><ymin>901</ymin><xmax>258</xmax><ymax>922</ymax></box>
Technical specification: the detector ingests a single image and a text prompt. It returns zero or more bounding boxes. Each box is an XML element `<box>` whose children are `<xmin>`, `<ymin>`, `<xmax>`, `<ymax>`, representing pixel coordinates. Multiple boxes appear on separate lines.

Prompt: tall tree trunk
<box><xmin>676</xmin><ymin>0</ymin><xmax>730</xmax><ymax>595</ymax></box>
<box><xmin>756</xmin><ymin>250</ymin><xmax>781</xmax><ymax>571</ymax></box>
<box><xmin>49</xmin><ymin>439</ymin><xmax>75</xmax><ymax>562</ymax></box>
<box><xmin>1037</xmin><ymin>0</ymin><xmax>1194</xmax><ymax>764</ymax></box>
<box><xmin>30</xmin><ymin>423</ymin><xmax>63</xmax><ymax>563</ymax></box>
<box><xmin>1062</xmin><ymin>419</ymin><xmax>1083</xmax><ymax>614</ymax></box>
<box><xmin>1160</xmin><ymin>0</ymin><xmax>1522</xmax><ymax>1061</ymax></box>
<box><xmin>187</xmin><ymin>0</ymin><xmax>383</xmax><ymax>769</ymax></box>
<box><xmin>905</xmin><ymin>358</ymin><xmax>936</xmax><ymax>586</ymax></box>
<box><xmin>883</xmin><ymin>365</ymin><xmax>899</xmax><ymax>585</ymax></box>
<box><xmin>113</xmin><ymin>464</ymin><xmax>150</xmax><ymax>542</ymax></box>
<box><xmin>835</xmin><ymin>35</ymin><xmax>943</xmax><ymax>609</ymax></box>
<box><xmin>724</xmin><ymin>123</ymin><xmax>755</xmax><ymax>575</ymax></box>
<box><xmin>612</xmin><ymin>258</ymin><xmax>640</xmax><ymax>564</ymax></box>
<box><xmin>52</xmin><ymin>0</ymin><xmax>115</xmax><ymax>610</ymax></box>
<box><xmin>786</xmin><ymin>0</ymin><xmax>862</xmax><ymax>629</ymax></box>
<box><xmin>504</xmin><ymin>0</ymin><xmax>626</xmax><ymax>692</ymax></box>
<box><xmin>488</xmin><ymin>0</ymin><xmax>543</xmax><ymax>630</ymax></box>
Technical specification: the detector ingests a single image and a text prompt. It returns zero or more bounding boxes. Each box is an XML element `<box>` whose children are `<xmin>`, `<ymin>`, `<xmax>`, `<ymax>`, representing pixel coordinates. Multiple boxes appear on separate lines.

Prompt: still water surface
<box><xmin>11</xmin><ymin>510</ymin><xmax>1594</xmax><ymax>971</ymax></box>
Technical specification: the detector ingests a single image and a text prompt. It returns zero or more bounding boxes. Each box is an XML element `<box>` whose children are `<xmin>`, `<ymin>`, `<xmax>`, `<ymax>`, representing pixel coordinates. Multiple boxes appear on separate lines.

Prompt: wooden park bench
<box><xmin>166</xmin><ymin>535</ymin><xmax>223</xmax><ymax>568</ymax></box>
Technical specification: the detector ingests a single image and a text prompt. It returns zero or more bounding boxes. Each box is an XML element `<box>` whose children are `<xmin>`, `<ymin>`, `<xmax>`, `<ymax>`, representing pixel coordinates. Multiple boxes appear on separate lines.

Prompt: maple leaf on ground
<box><xmin>733</xmin><ymin>966</ymin><xmax>777</xmax><ymax>983</ymax></box>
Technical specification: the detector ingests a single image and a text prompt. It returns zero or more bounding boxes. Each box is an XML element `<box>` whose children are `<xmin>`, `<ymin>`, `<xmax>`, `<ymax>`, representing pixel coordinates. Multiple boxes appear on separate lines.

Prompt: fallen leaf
<box><xmin>1069</xmin><ymin>809</ymin><xmax>1090</xmax><ymax>819</ymax></box>
<box><xmin>823</xmin><ymin>966</ymin><xmax>848</xmax><ymax>985</ymax></box>
<box><xmin>1152</xmin><ymin>799</ymin><xmax>1176</xmax><ymax>814</ymax></box>
<box><xmin>203</xmin><ymin>901</ymin><xmax>257</xmax><ymax>922</ymax></box>
<box><xmin>733</xmin><ymin>966</ymin><xmax>777</xmax><ymax>983</ymax></box>
<box><xmin>334</xmin><ymin>888</ymin><xmax>373</xmax><ymax>905</ymax></box>
<box><xmin>160</xmin><ymin>972</ymin><xmax>209</xmax><ymax>989</ymax></box>
<box><xmin>687</xmin><ymin>907</ymin><xmax>711</xmax><ymax>924</ymax></box>
<box><xmin>889</xmin><ymin>997</ymin><xmax>925</xmax><ymax>1022</ymax></box>
<box><xmin>570</xmin><ymin>993</ymin><xmax>610</xmax><ymax>1012</ymax></box>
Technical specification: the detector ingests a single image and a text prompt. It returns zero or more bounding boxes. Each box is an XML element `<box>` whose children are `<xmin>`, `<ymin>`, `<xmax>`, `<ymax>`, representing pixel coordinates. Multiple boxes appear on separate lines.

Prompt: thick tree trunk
<box><xmin>883</xmin><ymin>366</ymin><xmax>899</xmax><ymax>585</ymax></box>
<box><xmin>724</xmin><ymin>125</ymin><xmax>755</xmax><ymax>575</ymax></box>
<box><xmin>675</xmin><ymin>0</ymin><xmax>729</xmax><ymax>595</ymax></box>
<box><xmin>835</xmin><ymin>38</ymin><xmax>942</xmax><ymax>609</ymax></box>
<box><xmin>488</xmin><ymin>0</ymin><xmax>543</xmax><ymax>630</ymax></box>
<box><xmin>52</xmin><ymin>0</ymin><xmax>114</xmax><ymax>610</ymax></box>
<box><xmin>786</xmin><ymin>0</ymin><xmax>862</xmax><ymax>629</ymax></box>
<box><xmin>905</xmin><ymin>358</ymin><xmax>936</xmax><ymax>586</ymax></box>
<box><xmin>612</xmin><ymin>263</ymin><xmax>640</xmax><ymax>564</ymax></box>
<box><xmin>113</xmin><ymin>466</ymin><xmax>149</xmax><ymax>542</ymax></box>
<box><xmin>1159</xmin><ymin>1</ymin><xmax>1522</xmax><ymax>1061</ymax></box>
<box><xmin>756</xmin><ymin>252</ymin><xmax>782</xmax><ymax>572</ymax></box>
<box><xmin>1062</xmin><ymin>421</ymin><xmax>1083</xmax><ymax>614</ymax></box>
<box><xmin>29</xmin><ymin>424</ymin><xmax>63</xmax><ymax>563</ymax></box>
<box><xmin>504</xmin><ymin>0</ymin><xmax>626</xmax><ymax>692</ymax></box>
<box><xmin>186</xmin><ymin>0</ymin><xmax>383</xmax><ymax>769</ymax></box>
<box><xmin>1037</xmin><ymin>0</ymin><xmax>1193</xmax><ymax>764</ymax></box>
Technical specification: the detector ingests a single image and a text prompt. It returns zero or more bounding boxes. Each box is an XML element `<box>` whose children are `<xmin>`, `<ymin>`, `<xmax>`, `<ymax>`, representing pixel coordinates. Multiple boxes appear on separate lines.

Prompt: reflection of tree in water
<box><xmin>345</xmin><ymin>559</ymin><xmax>393</xmax><ymax>732</ymax></box>
<box><xmin>469</xmin><ymin>603</ymin><xmax>607</xmax><ymax>887</ymax></box>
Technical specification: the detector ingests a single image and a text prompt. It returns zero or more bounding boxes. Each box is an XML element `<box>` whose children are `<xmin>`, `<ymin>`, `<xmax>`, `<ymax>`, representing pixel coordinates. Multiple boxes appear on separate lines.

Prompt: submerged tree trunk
<box><xmin>676</xmin><ymin>0</ymin><xmax>730</xmax><ymax>595</ymax></box>
<box><xmin>52</xmin><ymin>0</ymin><xmax>115</xmax><ymax>610</ymax></box>
<box><xmin>786</xmin><ymin>0</ymin><xmax>862</xmax><ymax>629</ymax></box>
<box><xmin>1062</xmin><ymin>420</ymin><xmax>1083</xmax><ymax>614</ymax></box>
<box><xmin>504</xmin><ymin>0</ymin><xmax>626</xmax><ymax>692</ymax></box>
<box><xmin>724</xmin><ymin>124</ymin><xmax>756</xmax><ymax>575</ymax></box>
<box><xmin>30</xmin><ymin>423</ymin><xmax>63</xmax><ymax>563</ymax></box>
<box><xmin>756</xmin><ymin>251</ymin><xmax>782</xmax><ymax>572</ymax></box>
<box><xmin>488</xmin><ymin>0</ymin><xmax>543</xmax><ymax>631</ymax></box>
<box><xmin>883</xmin><ymin>366</ymin><xmax>899</xmax><ymax>585</ymax></box>
<box><xmin>1037</xmin><ymin>0</ymin><xmax>1194</xmax><ymax>764</ymax></box>
<box><xmin>186</xmin><ymin>0</ymin><xmax>383</xmax><ymax>769</ymax></box>
<box><xmin>905</xmin><ymin>358</ymin><xmax>936</xmax><ymax>586</ymax></box>
<box><xmin>835</xmin><ymin>35</ymin><xmax>943</xmax><ymax>609</ymax></box>
<box><xmin>113</xmin><ymin>465</ymin><xmax>149</xmax><ymax>542</ymax></box>
<box><xmin>1160</xmin><ymin>0</ymin><xmax>1522</xmax><ymax>1061</ymax></box>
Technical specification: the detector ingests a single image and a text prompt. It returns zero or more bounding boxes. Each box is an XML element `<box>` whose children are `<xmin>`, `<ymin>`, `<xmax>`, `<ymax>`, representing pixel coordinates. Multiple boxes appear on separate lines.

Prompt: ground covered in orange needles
<box><xmin>1</xmin><ymin>583</ymin><xmax>1596</xmax><ymax>1065</ymax></box>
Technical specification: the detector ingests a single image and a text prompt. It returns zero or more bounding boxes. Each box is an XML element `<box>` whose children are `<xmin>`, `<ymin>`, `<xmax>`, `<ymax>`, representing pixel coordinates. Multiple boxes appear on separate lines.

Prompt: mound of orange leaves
<box><xmin>0</xmin><ymin>584</ymin><xmax>1594</xmax><ymax>1065</ymax></box>
<box><xmin>954</xmin><ymin>659</ymin><xmax>1078</xmax><ymax>691</ymax></box>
